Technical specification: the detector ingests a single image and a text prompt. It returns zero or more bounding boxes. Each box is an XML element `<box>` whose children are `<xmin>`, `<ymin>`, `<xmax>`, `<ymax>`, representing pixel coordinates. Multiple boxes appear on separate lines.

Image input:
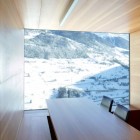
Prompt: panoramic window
<box><xmin>24</xmin><ymin>29</ymin><xmax>129</xmax><ymax>110</ymax></box>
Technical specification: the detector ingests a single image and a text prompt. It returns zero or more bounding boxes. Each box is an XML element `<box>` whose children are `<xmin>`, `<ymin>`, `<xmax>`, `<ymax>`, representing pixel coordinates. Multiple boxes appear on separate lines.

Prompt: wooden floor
<box><xmin>16</xmin><ymin>110</ymin><xmax>52</xmax><ymax>140</ymax></box>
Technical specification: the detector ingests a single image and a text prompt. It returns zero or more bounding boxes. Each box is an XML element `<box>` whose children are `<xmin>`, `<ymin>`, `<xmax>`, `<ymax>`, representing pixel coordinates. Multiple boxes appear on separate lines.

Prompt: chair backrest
<box><xmin>101</xmin><ymin>96</ymin><xmax>113</xmax><ymax>112</ymax></box>
<box><xmin>114</xmin><ymin>104</ymin><xmax>129</xmax><ymax>122</ymax></box>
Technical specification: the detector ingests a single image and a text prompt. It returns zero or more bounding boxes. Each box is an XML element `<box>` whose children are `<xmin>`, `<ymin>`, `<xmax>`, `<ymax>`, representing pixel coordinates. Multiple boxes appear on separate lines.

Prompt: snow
<box><xmin>24</xmin><ymin>30</ymin><xmax>129</xmax><ymax>110</ymax></box>
<box><xmin>24</xmin><ymin>57</ymin><xmax>129</xmax><ymax>110</ymax></box>
<box><xmin>94</xmin><ymin>32</ymin><xmax>129</xmax><ymax>41</ymax></box>
<box><xmin>25</xmin><ymin>32</ymin><xmax>40</xmax><ymax>39</ymax></box>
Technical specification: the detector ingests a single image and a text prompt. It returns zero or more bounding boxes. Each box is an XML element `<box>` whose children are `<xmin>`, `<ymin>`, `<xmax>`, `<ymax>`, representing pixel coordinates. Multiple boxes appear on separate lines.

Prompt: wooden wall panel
<box><xmin>130</xmin><ymin>30</ymin><xmax>140</xmax><ymax>109</ymax></box>
<box><xmin>0</xmin><ymin>0</ymin><xmax>24</xmax><ymax>140</ymax></box>
<box><xmin>1</xmin><ymin>0</ymin><xmax>139</xmax><ymax>33</ymax></box>
<box><xmin>23</xmin><ymin>0</ymin><xmax>140</xmax><ymax>33</ymax></box>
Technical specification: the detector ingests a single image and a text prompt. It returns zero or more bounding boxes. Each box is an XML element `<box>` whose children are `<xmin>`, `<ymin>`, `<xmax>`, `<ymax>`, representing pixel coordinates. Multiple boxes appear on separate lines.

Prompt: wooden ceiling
<box><xmin>17</xmin><ymin>0</ymin><xmax>140</xmax><ymax>33</ymax></box>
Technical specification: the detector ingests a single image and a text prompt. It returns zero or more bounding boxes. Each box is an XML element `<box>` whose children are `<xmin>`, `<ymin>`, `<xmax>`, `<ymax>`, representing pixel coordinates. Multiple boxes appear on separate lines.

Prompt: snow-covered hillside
<box><xmin>24</xmin><ymin>30</ymin><xmax>129</xmax><ymax>110</ymax></box>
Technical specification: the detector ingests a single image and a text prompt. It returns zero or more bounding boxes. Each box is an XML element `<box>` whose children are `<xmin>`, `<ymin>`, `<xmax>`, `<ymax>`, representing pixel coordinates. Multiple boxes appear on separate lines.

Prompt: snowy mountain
<box><xmin>24</xmin><ymin>30</ymin><xmax>129</xmax><ymax>65</ymax></box>
<box><xmin>24</xmin><ymin>29</ymin><xmax>129</xmax><ymax>110</ymax></box>
<box><xmin>25</xmin><ymin>32</ymin><xmax>89</xmax><ymax>59</ymax></box>
<box><xmin>49</xmin><ymin>30</ymin><xmax>129</xmax><ymax>49</ymax></box>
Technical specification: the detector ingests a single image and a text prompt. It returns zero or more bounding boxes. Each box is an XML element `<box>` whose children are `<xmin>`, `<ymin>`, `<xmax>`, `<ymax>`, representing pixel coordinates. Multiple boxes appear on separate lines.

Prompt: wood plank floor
<box><xmin>16</xmin><ymin>110</ymin><xmax>52</xmax><ymax>140</ymax></box>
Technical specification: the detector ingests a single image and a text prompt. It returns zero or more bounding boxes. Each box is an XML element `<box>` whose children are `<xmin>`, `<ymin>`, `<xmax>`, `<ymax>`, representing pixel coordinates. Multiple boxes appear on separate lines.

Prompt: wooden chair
<box><xmin>114</xmin><ymin>104</ymin><xmax>129</xmax><ymax>122</ymax></box>
<box><xmin>101</xmin><ymin>96</ymin><xmax>113</xmax><ymax>113</ymax></box>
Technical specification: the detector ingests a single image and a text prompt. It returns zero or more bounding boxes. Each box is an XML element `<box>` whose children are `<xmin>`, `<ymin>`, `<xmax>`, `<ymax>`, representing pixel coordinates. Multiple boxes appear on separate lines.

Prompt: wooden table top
<box><xmin>47</xmin><ymin>98</ymin><xmax>140</xmax><ymax>140</ymax></box>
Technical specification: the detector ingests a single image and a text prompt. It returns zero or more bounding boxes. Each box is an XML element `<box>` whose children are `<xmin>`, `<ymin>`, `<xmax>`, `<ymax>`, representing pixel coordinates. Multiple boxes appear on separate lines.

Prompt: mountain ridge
<box><xmin>24</xmin><ymin>29</ymin><xmax>129</xmax><ymax>62</ymax></box>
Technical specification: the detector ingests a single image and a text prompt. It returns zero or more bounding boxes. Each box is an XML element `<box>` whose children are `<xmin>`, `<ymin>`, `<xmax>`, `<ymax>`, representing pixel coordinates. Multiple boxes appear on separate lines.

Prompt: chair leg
<box><xmin>47</xmin><ymin>116</ymin><xmax>57</xmax><ymax>140</ymax></box>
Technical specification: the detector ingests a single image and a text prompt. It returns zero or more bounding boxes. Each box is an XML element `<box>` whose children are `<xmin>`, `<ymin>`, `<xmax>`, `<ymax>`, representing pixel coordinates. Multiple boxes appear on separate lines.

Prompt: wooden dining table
<box><xmin>47</xmin><ymin>98</ymin><xmax>140</xmax><ymax>140</ymax></box>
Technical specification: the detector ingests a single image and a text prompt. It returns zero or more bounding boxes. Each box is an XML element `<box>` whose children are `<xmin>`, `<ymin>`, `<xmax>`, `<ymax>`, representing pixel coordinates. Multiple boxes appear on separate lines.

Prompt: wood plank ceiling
<box><xmin>19</xmin><ymin>0</ymin><xmax>140</xmax><ymax>33</ymax></box>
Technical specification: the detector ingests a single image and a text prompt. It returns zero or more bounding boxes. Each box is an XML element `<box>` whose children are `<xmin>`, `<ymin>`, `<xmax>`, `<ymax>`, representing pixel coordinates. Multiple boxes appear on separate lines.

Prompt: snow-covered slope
<box><xmin>24</xmin><ymin>30</ymin><xmax>129</xmax><ymax>59</ymax></box>
<box><xmin>24</xmin><ymin>29</ymin><xmax>129</xmax><ymax>110</ymax></box>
